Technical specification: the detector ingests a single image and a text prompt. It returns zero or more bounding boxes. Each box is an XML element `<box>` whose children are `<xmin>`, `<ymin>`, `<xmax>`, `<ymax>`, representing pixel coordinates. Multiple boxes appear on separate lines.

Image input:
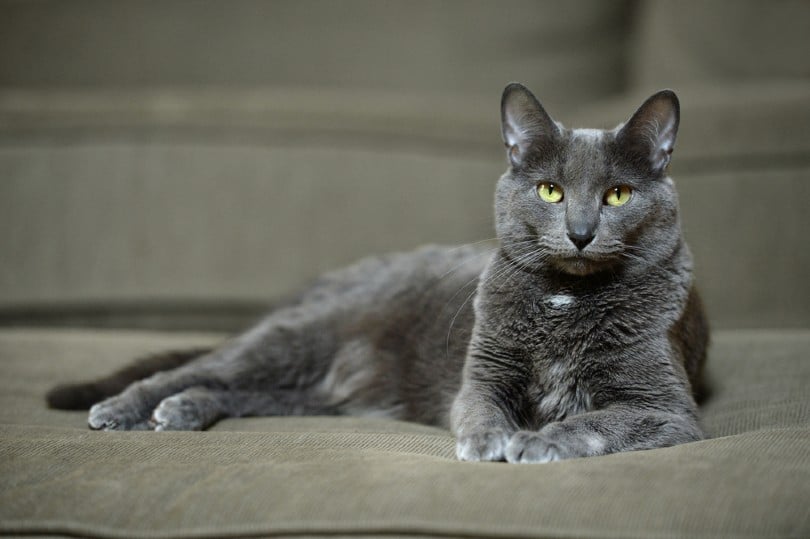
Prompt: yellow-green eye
<box><xmin>537</xmin><ymin>182</ymin><xmax>564</xmax><ymax>203</ymax></box>
<box><xmin>604</xmin><ymin>185</ymin><xmax>633</xmax><ymax>207</ymax></box>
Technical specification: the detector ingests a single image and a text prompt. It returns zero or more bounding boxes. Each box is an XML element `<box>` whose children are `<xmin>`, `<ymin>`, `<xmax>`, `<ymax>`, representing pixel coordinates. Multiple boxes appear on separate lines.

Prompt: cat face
<box><xmin>495</xmin><ymin>84</ymin><xmax>682</xmax><ymax>277</ymax></box>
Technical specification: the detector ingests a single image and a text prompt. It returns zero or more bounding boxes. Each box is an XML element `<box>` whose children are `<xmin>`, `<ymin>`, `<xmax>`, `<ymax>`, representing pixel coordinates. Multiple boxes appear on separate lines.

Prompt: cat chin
<box><xmin>552</xmin><ymin>257</ymin><xmax>616</xmax><ymax>277</ymax></box>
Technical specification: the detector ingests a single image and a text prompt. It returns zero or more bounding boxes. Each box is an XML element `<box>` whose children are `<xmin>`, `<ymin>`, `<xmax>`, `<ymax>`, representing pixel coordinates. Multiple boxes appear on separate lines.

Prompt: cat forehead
<box><xmin>558</xmin><ymin>127</ymin><xmax>617</xmax><ymax>179</ymax></box>
<box><xmin>516</xmin><ymin>122</ymin><xmax>616</xmax><ymax>188</ymax></box>
<box><xmin>518</xmin><ymin>124</ymin><xmax>627</xmax><ymax>180</ymax></box>
<box><xmin>570</xmin><ymin>128</ymin><xmax>607</xmax><ymax>142</ymax></box>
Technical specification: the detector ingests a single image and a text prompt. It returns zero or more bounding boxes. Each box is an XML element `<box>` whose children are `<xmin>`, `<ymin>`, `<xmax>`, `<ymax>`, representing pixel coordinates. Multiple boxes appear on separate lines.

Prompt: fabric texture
<box><xmin>1</xmin><ymin>328</ymin><xmax>809</xmax><ymax>538</ymax></box>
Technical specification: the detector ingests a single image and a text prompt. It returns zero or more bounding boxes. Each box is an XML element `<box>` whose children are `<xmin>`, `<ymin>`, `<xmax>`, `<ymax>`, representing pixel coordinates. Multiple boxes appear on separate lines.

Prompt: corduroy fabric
<box><xmin>0</xmin><ymin>328</ymin><xmax>808</xmax><ymax>538</ymax></box>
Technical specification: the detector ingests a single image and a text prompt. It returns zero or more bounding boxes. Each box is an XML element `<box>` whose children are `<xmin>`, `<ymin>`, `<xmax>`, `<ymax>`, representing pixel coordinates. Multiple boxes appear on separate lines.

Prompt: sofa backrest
<box><xmin>1</xmin><ymin>1</ymin><xmax>808</xmax><ymax>331</ymax></box>
<box><xmin>632</xmin><ymin>1</ymin><xmax>810</xmax><ymax>89</ymax></box>
<box><xmin>0</xmin><ymin>0</ymin><xmax>633</xmax><ymax>114</ymax></box>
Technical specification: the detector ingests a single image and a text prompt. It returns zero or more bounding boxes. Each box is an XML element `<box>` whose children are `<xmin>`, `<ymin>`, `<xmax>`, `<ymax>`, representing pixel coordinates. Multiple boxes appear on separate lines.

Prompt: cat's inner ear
<box><xmin>616</xmin><ymin>90</ymin><xmax>680</xmax><ymax>175</ymax></box>
<box><xmin>501</xmin><ymin>83</ymin><xmax>559</xmax><ymax>167</ymax></box>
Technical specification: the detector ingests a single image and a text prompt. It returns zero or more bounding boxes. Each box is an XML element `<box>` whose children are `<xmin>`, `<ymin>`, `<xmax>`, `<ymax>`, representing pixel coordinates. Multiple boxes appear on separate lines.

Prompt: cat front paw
<box><xmin>505</xmin><ymin>430</ymin><xmax>565</xmax><ymax>464</ymax></box>
<box><xmin>456</xmin><ymin>429</ymin><xmax>510</xmax><ymax>462</ymax></box>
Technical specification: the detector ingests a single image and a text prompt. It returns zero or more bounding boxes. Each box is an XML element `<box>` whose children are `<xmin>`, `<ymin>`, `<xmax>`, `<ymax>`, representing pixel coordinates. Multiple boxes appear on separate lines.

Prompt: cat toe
<box><xmin>505</xmin><ymin>431</ymin><xmax>562</xmax><ymax>464</ymax></box>
<box><xmin>151</xmin><ymin>393</ymin><xmax>206</xmax><ymax>431</ymax></box>
<box><xmin>87</xmin><ymin>404</ymin><xmax>119</xmax><ymax>430</ymax></box>
<box><xmin>456</xmin><ymin>429</ymin><xmax>510</xmax><ymax>461</ymax></box>
<box><xmin>88</xmin><ymin>399</ymin><xmax>144</xmax><ymax>431</ymax></box>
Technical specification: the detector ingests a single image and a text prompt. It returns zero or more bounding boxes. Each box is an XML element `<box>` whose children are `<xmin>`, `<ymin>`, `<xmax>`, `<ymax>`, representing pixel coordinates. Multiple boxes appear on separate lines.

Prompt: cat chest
<box><xmin>520</xmin><ymin>290</ymin><xmax>629</xmax><ymax>353</ymax></box>
<box><xmin>530</xmin><ymin>362</ymin><xmax>593</xmax><ymax>425</ymax></box>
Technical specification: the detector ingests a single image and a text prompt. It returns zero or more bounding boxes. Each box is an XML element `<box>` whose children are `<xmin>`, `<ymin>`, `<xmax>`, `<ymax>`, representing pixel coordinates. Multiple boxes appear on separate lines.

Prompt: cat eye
<box><xmin>604</xmin><ymin>185</ymin><xmax>633</xmax><ymax>207</ymax></box>
<box><xmin>537</xmin><ymin>182</ymin><xmax>564</xmax><ymax>203</ymax></box>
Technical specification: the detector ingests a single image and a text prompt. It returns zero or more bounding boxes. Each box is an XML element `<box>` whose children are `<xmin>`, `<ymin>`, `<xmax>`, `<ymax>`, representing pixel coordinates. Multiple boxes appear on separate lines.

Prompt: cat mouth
<box><xmin>523</xmin><ymin>237</ymin><xmax>625</xmax><ymax>276</ymax></box>
<box><xmin>553</xmin><ymin>252</ymin><xmax>621</xmax><ymax>276</ymax></box>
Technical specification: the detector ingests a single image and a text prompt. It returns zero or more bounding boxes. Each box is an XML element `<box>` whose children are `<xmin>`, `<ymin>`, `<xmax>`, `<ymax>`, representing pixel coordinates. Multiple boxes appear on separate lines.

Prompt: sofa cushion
<box><xmin>0</xmin><ymin>328</ymin><xmax>808</xmax><ymax>538</ymax></box>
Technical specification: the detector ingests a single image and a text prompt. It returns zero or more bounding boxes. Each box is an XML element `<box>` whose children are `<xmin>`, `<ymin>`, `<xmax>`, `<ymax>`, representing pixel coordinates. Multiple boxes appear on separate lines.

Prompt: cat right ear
<box><xmin>501</xmin><ymin>83</ymin><xmax>559</xmax><ymax>167</ymax></box>
<box><xmin>616</xmin><ymin>90</ymin><xmax>680</xmax><ymax>176</ymax></box>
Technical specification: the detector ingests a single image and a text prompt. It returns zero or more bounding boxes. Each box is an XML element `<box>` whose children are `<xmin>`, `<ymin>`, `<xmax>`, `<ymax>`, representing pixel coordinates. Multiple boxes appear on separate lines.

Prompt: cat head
<box><xmin>496</xmin><ymin>83</ymin><xmax>682</xmax><ymax>277</ymax></box>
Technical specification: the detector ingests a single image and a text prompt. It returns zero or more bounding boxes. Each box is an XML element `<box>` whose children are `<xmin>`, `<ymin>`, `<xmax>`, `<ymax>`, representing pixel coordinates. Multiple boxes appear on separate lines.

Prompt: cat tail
<box><xmin>46</xmin><ymin>347</ymin><xmax>213</xmax><ymax>410</ymax></box>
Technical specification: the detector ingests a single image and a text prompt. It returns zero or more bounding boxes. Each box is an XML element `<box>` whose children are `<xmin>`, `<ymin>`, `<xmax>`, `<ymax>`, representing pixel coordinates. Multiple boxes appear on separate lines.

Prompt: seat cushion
<box><xmin>1</xmin><ymin>327</ymin><xmax>808</xmax><ymax>538</ymax></box>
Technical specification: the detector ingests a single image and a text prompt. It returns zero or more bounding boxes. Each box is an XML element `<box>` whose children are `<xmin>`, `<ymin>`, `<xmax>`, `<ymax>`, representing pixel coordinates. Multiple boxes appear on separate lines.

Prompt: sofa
<box><xmin>1</xmin><ymin>1</ymin><xmax>808</xmax><ymax>537</ymax></box>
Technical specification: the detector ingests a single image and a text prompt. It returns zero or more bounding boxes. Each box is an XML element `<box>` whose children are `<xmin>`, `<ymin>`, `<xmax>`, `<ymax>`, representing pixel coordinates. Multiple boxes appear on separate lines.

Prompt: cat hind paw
<box><xmin>150</xmin><ymin>394</ymin><xmax>207</xmax><ymax>431</ymax></box>
<box><xmin>150</xmin><ymin>388</ymin><xmax>223</xmax><ymax>431</ymax></box>
<box><xmin>88</xmin><ymin>399</ymin><xmax>151</xmax><ymax>431</ymax></box>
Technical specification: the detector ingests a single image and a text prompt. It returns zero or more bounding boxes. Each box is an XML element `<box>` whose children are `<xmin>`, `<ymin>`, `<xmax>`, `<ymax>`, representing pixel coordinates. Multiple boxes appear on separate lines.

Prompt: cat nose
<box><xmin>566</xmin><ymin>204</ymin><xmax>599</xmax><ymax>251</ymax></box>
<box><xmin>568</xmin><ymin>229</ymin><xmax>595</xmax><ymax>250</ymax></box>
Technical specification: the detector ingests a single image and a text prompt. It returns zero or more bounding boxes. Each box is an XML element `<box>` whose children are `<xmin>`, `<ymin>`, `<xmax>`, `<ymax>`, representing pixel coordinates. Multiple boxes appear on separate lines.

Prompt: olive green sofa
<box><xmin>1</xmin><ymin>1</ymin><xmax>808</xmax><ymax>537</ymax></box>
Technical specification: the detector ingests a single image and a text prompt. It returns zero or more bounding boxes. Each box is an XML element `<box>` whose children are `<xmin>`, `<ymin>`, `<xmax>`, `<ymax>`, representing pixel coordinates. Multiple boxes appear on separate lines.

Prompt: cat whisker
<box><xmin>433</xmin><ymin>242</ymin><xmax>540</xmax><ymax>313</ymax></box>
<box><xmin>490</xmin><ymin>249</ymin><xmax>548</xmax><ymax>295</ymax></box>
<box><xmin>443</xmin><ymin>247</ymin><xmax>547</xmax><ymax>358</ymax></box>
<box><xmin>434</xmin><ymin>237</ymin><xmax>541</xmax><ymax>284</ymax></box>
<box><xmin>618</xmin><ymin>244</ymin><xmax>663</xmax><ymax>265</ymax></box>
<box><xmin>433</xmin><ymin>245</ymin><xmax>498</xmax><ymax>283</ymax></box>
<box><xmin>443</xmin><ymin>238</ymin><xmax>550</xmax><ymax>359</ymax></box>
<box><xmin>618</xmin><ymin>251</ymin><xmax>646</xmax><ymax>263</ymax></box>
<box><xmin>444</xmin><ymin>282</ymin><xmax>480</xmax><ymax>360</ymax></box>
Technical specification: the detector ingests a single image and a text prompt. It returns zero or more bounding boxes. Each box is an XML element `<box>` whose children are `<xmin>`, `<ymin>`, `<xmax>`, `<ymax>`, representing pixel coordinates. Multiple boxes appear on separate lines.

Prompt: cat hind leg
<box><xmin>87</xmin><ymin>363</ymin><xmax>219</xmax><ymax>431</ymax></box>
<box><xmin>150</xmin><ymin>388</ymin><xmax>340</xmax><ymax>430</ymax></box>
<box><xmin>150</xmin><ymin>387</ymin><xmax>226</xmax><ymax>431</ymax></box>
<box><xmin>48</xmin><ymin>347</ymin><xmax>213</xmax><ymax>411</ymax></box>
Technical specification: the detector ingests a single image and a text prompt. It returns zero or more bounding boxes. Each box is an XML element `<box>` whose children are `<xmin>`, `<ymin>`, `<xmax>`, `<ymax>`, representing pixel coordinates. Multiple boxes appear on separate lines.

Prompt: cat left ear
<box><xmin>616</xmin><ymin>90</ymin><xmax>680</xmax><ymax>176</ymax></box>
<box><xmin>501</xmin><ymin>83</ymin><xmax>560</xmax><ymax>167</ymax></box>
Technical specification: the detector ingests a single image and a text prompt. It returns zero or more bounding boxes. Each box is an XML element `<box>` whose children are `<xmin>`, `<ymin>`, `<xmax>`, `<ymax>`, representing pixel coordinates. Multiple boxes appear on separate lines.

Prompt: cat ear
<box><xmin>501</xmin><ymin>83</ymin><xmax>560</xmax><ymax>167</ymax></box>
<box><xmin>616</xmin><ymin>90</ymin><xmax>680</xmax><ymax>175</ymax></box>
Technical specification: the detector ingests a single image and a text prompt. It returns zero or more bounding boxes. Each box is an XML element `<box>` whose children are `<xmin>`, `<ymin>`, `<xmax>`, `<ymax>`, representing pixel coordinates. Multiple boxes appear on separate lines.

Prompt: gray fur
<box><xmin>60</xmin><ymin>83</ymin><xmax>708</xmax><ymax>463</ymax></box>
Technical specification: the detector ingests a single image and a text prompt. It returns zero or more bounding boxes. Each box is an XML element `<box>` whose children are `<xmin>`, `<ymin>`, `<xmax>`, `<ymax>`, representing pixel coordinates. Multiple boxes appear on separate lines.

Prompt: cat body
<box><xmin>47</xmin><ymin>84</ymin><xmax>708</xmax><ymax>463</ymax></box>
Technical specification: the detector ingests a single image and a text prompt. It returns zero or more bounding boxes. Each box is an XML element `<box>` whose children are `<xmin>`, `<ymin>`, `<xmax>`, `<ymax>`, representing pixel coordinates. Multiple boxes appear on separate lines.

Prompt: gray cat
<box><xmin>47</xmin><ymin>83</ymin><xmax>709</xmax><ymax>463</ymax></box>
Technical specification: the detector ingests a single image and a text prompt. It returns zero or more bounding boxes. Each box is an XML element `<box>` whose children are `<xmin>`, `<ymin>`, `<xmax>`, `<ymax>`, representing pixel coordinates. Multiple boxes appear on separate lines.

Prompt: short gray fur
<box><xmin>48</xmin><ymin>83</ymin><xmax>708</xmax><ymax>463</ymax></box>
